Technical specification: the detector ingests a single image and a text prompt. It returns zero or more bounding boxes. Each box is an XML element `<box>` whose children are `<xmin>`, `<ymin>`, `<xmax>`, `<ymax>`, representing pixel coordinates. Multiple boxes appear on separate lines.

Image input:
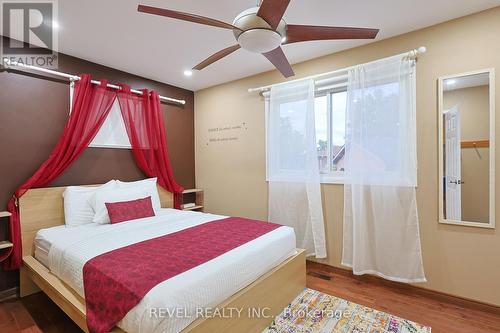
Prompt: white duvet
<box><xmin>36</xmin><ymin>209</ymin><xmax>296</xmax><ymax>333</ymax></box>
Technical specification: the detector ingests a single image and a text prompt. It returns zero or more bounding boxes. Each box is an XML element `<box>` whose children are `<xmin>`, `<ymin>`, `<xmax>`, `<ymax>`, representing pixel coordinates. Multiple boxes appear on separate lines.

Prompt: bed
<box><xmin>19</xmin><ymin>185</ymin><xmax>306</xmax><ymax>333</ymax></box>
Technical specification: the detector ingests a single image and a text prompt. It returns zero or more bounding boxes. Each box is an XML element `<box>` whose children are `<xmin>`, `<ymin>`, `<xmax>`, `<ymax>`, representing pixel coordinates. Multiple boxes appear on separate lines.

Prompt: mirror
<box><xmin>438</xmin><ymin>69</ymin><xmax>495</xmax><ymax>228</ymax></box>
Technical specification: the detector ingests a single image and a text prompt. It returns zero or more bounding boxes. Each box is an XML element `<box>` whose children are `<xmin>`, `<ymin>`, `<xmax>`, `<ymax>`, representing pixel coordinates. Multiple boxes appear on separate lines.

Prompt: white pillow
<box><xmin>91</xmin><ymin>187</ymin><xmax>151</xmax><ymax>225</ymax></box>
<box><xmin>115</xmin><ymin>178</ymin><xmax>162</xmax><ymax>211</ymax></box>
<box><xmin>63</xmin><ymin>180</ymin><xmax>116</xmax><ymax>227</ymax></box>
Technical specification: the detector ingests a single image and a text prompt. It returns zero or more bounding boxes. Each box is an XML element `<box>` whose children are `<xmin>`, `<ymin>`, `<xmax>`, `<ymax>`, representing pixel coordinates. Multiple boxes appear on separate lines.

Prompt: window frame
<box><xmin>264</xmin><ymin>82</ymin><xmax>348</xmax><ymax>185</ymax></box>
<box><xmin>316</xmin><ymin>85</ymin><xmax>348</xmax><ymax>184</ymax></box>
<box><xmin>69</xmin><ymin>82</ymin><xmax>132</xmax><ymax>150</ymax></box>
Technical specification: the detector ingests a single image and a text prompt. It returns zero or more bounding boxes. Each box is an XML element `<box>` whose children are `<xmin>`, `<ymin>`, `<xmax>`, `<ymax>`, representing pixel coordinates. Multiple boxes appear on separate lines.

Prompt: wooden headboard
<box><xmin>19</xmin><ymin>184</ymin><xmax>174</xmax><ymax>258</ymax></box>
<box><xmin>18</xmin><ymin>184</ymin><xmax>173</xmax><ymax>298</ymax></box>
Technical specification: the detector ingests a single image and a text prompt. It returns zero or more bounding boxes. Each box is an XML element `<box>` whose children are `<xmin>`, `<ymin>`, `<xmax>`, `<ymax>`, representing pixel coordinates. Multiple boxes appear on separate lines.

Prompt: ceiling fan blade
<box><xmin>193</xmin><ymin>45</ymin><xmax>241</xmax><ymax>70</ymax></box>
<box><xmin>257</xmin><ymin>0</ymin><xmax>290</xmax><ymax>30</ymax></box>
<box><xmin>262</xmin><ymin>47</ymin><xmax>294</xmax><ymax>78</ymax></box>
<box><xmin>285</xmin><ymin>25</ymin><xmax>379</xmax><ymax>44</ymax></box>
<box><xmin>138</xmin><ymin>4</ymin><xmax>242</xmax><ymax>31</ymax></box>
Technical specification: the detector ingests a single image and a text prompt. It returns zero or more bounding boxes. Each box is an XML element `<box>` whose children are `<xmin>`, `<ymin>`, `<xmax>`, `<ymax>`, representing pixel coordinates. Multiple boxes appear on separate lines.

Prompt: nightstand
<box><xmin>181</xmin><ymin>189</ymin><xmax>204</xmax><ymax>212</ymax></box>
<box><xmin>0</xmin><ymin>211</ymin><xmax>13</xmax><ymax>261</ymax></box>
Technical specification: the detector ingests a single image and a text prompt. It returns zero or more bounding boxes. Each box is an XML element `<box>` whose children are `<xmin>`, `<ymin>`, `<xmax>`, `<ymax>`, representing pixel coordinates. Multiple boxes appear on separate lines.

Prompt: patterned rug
<box><xmin>263</xmin><ymin>288</ymin><xmax>431</xmax><ymax>333</ymax></box>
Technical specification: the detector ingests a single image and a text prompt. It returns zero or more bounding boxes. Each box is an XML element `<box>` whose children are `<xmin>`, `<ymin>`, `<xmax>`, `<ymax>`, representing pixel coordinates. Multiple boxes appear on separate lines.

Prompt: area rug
<box><xmin>263</xmin><ymin>288</ymin><xmax>431</xmax><ymax>333</ymax></box>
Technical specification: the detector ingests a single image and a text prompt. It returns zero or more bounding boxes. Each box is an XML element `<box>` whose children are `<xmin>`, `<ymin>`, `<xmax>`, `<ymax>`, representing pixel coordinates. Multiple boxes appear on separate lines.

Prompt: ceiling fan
<box><xmin>138</xmin><ymin>0</ymin><xmax>379</xmax><ymax>78</ymax></box>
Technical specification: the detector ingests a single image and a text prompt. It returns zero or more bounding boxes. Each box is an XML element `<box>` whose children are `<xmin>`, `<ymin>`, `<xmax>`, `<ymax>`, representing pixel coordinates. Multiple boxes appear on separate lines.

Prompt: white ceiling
<box><xmin>13</xmin><ymin>0</ymin><xmax>500</xmax><ymax>91</ymax></box>
<box><xmin>444</xmin><ymin>72</ymin><xmax>490</xmax><ymax>91</ymax></box>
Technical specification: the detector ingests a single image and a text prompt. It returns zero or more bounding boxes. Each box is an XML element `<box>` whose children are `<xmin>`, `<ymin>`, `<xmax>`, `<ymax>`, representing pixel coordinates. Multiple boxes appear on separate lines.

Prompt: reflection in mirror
<box><xmin>439</xmin><ymin>70</ymin><xmax>495</xmax><ymax>228</ymax></box>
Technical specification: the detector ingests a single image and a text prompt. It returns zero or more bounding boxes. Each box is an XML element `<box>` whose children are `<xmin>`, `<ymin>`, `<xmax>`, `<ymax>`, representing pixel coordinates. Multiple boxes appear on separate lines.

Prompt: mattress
<box><xmin>35</xmin><ymin>208</ymin><xmax>297</xmax><ymax>333</ymax></box>
<box><xmin>35</xmin><ymin>225</ymin><xmax>65</xmax><ymax>268</ymax></box>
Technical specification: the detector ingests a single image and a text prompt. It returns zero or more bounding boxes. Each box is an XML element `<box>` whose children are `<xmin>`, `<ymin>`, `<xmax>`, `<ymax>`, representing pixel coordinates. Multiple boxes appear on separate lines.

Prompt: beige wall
<box><xmin>461</xmin><ymin>147</ymin><xmax>490</xmax><ymax>222</ymax></box>
<box><xmin>444</xmin><ymin>85</ymin><xmax>490</xmax><ymax>141</ymax></box>
<box><xmin>195</xmin><ymin>7</ymin><xmax>500</xmax><ymax>306</ymax></box>
<box><xmin>444</xmin><ymin>85</ymin><xmax>490</xmax><ymax>223</ymax></box>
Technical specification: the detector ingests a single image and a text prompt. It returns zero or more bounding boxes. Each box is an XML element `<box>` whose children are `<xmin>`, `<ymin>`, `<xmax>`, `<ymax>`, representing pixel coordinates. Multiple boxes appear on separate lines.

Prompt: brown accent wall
<box><xmin>0</xmin><ymin>36</ymin><xmax>195</xmax><ymax>291</ymax></box>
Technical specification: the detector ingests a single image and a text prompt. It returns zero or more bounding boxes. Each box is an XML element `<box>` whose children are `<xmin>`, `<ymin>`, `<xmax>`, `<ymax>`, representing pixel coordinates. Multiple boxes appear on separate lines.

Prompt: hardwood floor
<box><xmin>306</xmin><ymin>262</ymin><xmax>500</xmax><ymax>333</ymax></box>
<box><xmin>0</xmin><ymin>292</ymin><xmax>80</xmax><ymax>333</ymax></box>
<box><xmin>1</xmin><ymin>261</ymin><xmax>499</xmax><ymax>333</ymax></box>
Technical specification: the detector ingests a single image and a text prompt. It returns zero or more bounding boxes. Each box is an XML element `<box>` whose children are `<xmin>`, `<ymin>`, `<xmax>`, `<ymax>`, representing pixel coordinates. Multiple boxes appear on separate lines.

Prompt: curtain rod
<box><xmin>3</xmin><ymin>59</ymin><xmax>186</xmax><ymax>105</ymax></box>
<box><xmin>248</xmin><ymin>46</ymin><xmax>427</xmax><ymax>94</ymax></box>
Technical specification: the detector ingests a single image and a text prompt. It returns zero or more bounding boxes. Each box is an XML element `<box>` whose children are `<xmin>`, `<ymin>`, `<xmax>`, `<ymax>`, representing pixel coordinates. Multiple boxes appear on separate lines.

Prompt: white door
<box><xmin>444</xmin><ymin>106</ymin><xmax>461</xmax><ymax>220</ymax></box>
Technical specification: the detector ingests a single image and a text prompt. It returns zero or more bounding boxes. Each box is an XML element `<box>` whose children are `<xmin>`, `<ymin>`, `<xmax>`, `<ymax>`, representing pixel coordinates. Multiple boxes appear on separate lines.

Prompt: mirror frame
<box><xmin>438</xmin><ymin>68</ymin><xmax>496</xmax><ymax>229</ymax></box>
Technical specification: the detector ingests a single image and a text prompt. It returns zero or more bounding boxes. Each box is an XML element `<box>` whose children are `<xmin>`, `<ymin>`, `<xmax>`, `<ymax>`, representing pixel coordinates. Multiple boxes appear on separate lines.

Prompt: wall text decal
<box><xmin>206</xmin><ymin>122</ymin><xmax>248</xmax><ymax>145</ymax></box>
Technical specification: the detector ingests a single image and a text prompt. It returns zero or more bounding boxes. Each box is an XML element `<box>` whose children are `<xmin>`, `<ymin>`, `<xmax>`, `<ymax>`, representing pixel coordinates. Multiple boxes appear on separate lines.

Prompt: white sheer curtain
<box><xmin>342</xmin><ymin>54</ymin><xmax>426</xmax><ymax>283</ymax></box>
<box><xmin>267</xmin><ymin>79</ymin><xmax>326</xmax><ymax>258</ymax></box>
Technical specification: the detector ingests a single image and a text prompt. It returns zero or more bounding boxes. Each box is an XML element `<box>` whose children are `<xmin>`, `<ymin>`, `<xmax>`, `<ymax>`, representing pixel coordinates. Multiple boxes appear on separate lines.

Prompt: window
<box><xmin>264</xmin><ymin>80</ymin><xmax>348</xmax><ymax>184</ymax></box>
<box><xmin>69</xmin><ymin>84</ymin><xmax>132</xmax><ymax>149</ymax></box>
<box><xmin>277</xmin><ymin>99</ymin><xmax>308</xmax><ymax>171</ymax></box>
<box><xmin>315</xmin><ymin>89</ymin><xmax>347</xmax><ymax>183</ymax></box>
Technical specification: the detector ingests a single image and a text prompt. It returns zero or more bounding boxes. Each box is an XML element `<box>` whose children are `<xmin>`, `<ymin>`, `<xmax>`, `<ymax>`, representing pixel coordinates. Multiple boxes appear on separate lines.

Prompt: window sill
<box><xmin>320</xmin><ymin>174</ymin><xmax>345</xmax><ymax>185</ymax></box>
<box><xmin>266</xmin><ymin>174</ymin><xmax>345</xmax><ymax>184</ymax></box>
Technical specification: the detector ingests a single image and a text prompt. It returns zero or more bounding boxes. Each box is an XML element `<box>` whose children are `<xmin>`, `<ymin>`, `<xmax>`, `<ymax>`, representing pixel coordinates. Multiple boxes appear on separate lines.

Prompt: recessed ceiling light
<box><xmin>53</xmin><ymin>21</ymin><xmax>60</xmax><ymax>29</ymax></box>
<box><xmin>446</xmin><ymin>79</ymin><xmax>456</xmax><ymax>85</ymax></box>
<box><xmin>184</xmin><ymin>70</ymin><xmax>193</xmax><ymax>77</ymax></box>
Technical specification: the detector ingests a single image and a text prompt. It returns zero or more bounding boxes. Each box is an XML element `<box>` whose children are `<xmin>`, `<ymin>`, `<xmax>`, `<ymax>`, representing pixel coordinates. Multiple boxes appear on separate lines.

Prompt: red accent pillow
<box><xmin>105</xmin><ymin>196</ymin><xmax>155</xmax><ymax>224</ymax></box>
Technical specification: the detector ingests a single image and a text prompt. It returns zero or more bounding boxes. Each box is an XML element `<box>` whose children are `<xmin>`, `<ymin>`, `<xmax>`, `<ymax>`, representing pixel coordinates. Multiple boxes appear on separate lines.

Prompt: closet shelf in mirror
<box><xmin>461</xmin><ymin>140</ymin><xmax>490</xmax><ymax>148</ymax></box>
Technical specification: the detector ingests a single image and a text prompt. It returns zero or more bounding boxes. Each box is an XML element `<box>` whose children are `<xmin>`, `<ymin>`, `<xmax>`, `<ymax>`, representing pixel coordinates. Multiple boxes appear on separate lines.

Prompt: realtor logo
<box><xmin>1</xmin><ymin>0</ymin><xmax>58</xmax><ymax>68</ymax></box>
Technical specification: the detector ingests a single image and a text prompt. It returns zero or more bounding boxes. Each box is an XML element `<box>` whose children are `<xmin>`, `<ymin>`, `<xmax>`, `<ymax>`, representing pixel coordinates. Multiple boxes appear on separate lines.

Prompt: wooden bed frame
<box><xmin>19</xmin><ymin>185</ymin><xmax>306</xmax><ymax>333</ymax></box>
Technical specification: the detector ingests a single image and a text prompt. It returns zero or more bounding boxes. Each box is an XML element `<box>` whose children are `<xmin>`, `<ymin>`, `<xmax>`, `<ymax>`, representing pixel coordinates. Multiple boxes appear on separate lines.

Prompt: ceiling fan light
<box><xmin>237</xmin><ymin>29</ymin><xmax>282</xmax><ymax>53</ymax></box>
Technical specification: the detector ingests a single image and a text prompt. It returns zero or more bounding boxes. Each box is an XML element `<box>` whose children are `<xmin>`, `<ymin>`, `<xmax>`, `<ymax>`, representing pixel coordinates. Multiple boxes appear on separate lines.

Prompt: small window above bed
<box><xmin>70</xmin><ymin>83</ymin><xmax>132</xmax><ymax>149</ymax></box>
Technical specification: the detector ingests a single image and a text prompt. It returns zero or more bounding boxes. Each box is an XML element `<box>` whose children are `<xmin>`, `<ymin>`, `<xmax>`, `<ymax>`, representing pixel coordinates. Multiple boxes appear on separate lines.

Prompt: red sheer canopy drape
<box><xmin>3</xmin><ymin>75</ymin><xmax>116</xmax><ymax>269</ymax></box>
<box><xmin>3</xmin><ymin>76</ymin><xmax>183</xmax><ymax>270</ymax></box>
<box><xmin>117</xmin><ymin>84</ymin><xmax>184</xmax><ymax>208</ymax></box>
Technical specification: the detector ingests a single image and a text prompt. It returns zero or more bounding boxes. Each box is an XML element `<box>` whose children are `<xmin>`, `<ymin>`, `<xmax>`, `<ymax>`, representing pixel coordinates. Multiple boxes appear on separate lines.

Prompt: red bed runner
<box><xmin>82</xmin><ymin>217</ymin><xmax>282</xmax><ymax>333</ymax></box>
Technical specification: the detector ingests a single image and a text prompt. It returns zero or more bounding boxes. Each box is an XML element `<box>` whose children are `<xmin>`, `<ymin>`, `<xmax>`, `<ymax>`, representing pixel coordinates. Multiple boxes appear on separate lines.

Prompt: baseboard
<box><xmin>0</xmin><ymin>287</ymin><xmax>18</xmax><ymax>302</ymax></box>
<box><xmin>306</xmin><ymin>260</ymin><xmax>500</xmax><ymax>316</ymax></box>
